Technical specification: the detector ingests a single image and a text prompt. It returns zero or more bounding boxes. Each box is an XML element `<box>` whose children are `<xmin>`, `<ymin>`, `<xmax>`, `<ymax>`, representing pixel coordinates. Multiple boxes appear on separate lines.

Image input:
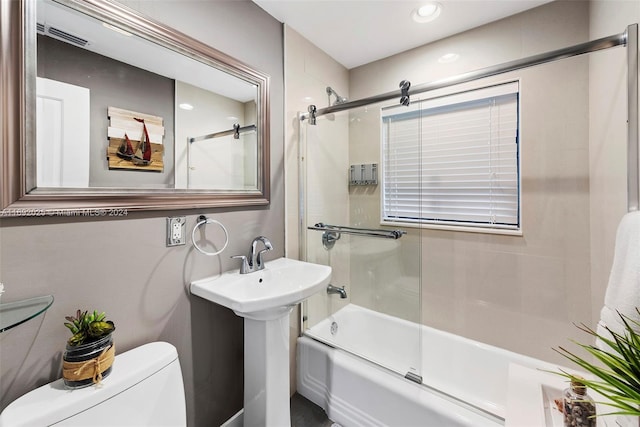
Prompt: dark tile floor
<box><xmin>290</xmin><ymin>393</ymin><xmax>335</xmax><ymax>427</ymax></box>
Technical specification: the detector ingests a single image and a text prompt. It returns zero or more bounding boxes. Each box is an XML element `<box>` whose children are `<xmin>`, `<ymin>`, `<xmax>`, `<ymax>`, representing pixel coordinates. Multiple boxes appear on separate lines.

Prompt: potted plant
<box><xmin>62</xmin><ymin>309</ymin><xmax>115</xmax><ymax>389</ymax></box>
<box><xmin>555</xmin><ymin>310</ymin><xmax>640</xmax><ymax>423</ymax></box>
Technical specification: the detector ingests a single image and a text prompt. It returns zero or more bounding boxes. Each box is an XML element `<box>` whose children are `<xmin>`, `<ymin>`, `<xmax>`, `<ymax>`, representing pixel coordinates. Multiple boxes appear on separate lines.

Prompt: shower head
<box><xmin>326</xmin><ymin>86</ymin><xmax>348</xmax><ymax>106</ymax></box>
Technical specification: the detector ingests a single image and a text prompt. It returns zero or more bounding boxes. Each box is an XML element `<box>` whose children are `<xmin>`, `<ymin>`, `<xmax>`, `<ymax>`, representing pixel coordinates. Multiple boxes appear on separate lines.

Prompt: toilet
<box><xmin>0</xmin><ymin>341</ymin><xmax>186</xmax><ymax>427</ymax></box>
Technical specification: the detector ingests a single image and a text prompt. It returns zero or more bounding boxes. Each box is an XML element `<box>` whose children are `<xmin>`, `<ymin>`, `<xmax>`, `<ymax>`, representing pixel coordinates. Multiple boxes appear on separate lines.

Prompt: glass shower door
<box><xmin>300</xmin><ymin>103</ymin><xmax>423</xmax><ymax>381</ymax></box>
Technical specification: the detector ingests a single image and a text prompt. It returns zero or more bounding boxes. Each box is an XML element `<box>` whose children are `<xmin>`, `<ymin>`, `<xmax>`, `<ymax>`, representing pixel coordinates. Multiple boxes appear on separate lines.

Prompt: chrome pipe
<box><xmin>628</xmin><ymin>24</ymin><xmax>639</xmax><ymax>212</ymax></box>
<box><xmin>327</xmin><ymin>284</ymin><xmax>347</xmax><ymax>299</ymax></box>
<box><xmin>301</xmin><ymin>30</ymin><xmax>627</xmax><ymax>121</ymax></box>
<box><xmin>308</xmin><ymin>223</ymin><xmax>406</xmax><ymax>240</ymax></box>
<box><xmin>188</xmin><ymin>124</ymin><xmax>256</xmax><ymax>143</ymax></box>
<box><xmin>326</xmin><ymin>86</ymin><xmax>348</xmax><ymax>106</ymax></box>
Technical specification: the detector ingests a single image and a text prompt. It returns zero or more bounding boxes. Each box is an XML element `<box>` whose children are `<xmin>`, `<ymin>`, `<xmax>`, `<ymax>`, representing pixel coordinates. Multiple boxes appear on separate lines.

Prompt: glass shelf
<box><xmin>0</xmin><ymin>295</ymin><xmax>54</xmax><ymax>333</ymax></box>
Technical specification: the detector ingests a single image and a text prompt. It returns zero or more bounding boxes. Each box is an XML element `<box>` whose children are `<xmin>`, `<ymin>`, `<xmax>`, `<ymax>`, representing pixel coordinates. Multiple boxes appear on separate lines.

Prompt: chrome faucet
<box><xmin>231</xmin><ymin>236</ymin><xmax>273</xmax><ymax>274</ymax></box>
<box><xmin>327</xmin><ymin>284</ymin><xmax>347</xmax><ymax>299</ymax></box>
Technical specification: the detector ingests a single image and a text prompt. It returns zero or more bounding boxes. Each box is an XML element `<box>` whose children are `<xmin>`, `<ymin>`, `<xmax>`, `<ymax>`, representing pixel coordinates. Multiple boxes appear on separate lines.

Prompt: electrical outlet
<box><xmin>166</xmin><ymin>217</ymin><xmax>186</xmax><ymax>246</ymax></box>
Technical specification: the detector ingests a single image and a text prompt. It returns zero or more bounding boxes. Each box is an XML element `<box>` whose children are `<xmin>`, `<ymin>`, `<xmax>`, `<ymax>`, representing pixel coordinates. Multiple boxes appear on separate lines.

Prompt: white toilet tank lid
<box><xmin>0</xmin><ymin>341</ymin><xmax>179</xmax><ymax>427</ymax></box>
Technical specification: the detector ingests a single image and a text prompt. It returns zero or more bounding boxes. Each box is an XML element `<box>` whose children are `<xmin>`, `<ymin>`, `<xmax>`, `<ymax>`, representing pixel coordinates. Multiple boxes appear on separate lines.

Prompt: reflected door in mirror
<box><xmin>36</xmin><ymin>77</ymin><xmax>90</xmax><ymax>188</ymax></box>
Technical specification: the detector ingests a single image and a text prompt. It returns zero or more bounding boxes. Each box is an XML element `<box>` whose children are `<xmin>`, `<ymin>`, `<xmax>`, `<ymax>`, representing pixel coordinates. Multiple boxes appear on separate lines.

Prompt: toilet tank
<box><xmin>0</xmin><ymin>341</ymin><xmax>186</xmax><ymax>427</ymax></box>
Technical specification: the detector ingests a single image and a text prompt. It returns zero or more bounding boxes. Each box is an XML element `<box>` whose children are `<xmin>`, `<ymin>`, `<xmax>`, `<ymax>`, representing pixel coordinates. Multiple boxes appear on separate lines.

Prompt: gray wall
<box><xmin>0</xmin><ymin>1</ymin><xmax>284</xmax><ymax>426</ymax></box>
<box><xmin>37</xmin><ymin>35</ymin><xmax>176</xmax><ymax>188</ymax></box>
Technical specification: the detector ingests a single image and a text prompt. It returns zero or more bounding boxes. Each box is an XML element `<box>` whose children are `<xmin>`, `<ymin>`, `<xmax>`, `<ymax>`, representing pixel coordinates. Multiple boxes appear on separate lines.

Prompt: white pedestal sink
<box><xmin>190</xmin><ymin>257</ymin><xmax>332</xmax><ymax>427</ymax></box>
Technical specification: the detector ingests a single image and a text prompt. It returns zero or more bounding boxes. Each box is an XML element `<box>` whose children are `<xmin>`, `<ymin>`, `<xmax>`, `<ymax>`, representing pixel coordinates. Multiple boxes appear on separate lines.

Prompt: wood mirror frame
<box><xmin>0</xmin><ymin>0</ymin><xmax>270</xmax><ymax>216</ymax></box>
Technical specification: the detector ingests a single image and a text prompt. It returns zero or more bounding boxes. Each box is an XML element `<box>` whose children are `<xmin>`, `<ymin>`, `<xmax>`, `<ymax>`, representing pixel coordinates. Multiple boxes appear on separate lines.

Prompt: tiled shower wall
<box><xmin>349</xmin><ymin>0</ymin><xmax>592</xmax><ymax>363</ymax></box>
<box><xmin>286</xmin><ymin>0</ymin><xmax>640</xmax><ymax>367</ymax></box>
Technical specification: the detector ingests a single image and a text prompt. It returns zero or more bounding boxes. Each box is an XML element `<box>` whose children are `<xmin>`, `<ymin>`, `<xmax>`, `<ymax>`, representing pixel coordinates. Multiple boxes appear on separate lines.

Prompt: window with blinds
<box><xmin>381</xmin><ymin>81</ymin><xmax>520</xmax><ymax>230</ymax></box>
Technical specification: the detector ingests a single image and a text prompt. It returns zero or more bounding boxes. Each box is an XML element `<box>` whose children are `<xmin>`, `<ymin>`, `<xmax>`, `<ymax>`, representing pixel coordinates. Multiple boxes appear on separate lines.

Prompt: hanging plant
<box><xmin>555</xmin><ymin>309</ymin><xmax>640</xmax><ymax>417</ymax></box>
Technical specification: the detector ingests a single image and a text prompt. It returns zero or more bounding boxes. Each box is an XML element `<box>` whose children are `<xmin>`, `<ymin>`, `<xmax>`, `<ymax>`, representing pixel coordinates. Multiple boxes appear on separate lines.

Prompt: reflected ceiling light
<box><xmin>178</xmin><ymin>103</ymin><xmax>194</xmax><ymax>110</ymax></box>
<box><xmin>412</xmin><ymin>2</ymin><xmax>442</xmax><ymax>23</ymax></box>
<box><xmin>102</xmin><ymin>22</ymin><xmax>132</xmax><ymax>37</ymax></box>
<box><xmin>303</xmin><ymin>96</ymin><xmax>314</xmax><ymax>102</ymax></box>
<box><xmin>226</xmin><ymin>116</ymin><xmax>239</xmax><ymax>121</ymax></box>
<box><xmin>438</xmin><ymin>53</ymin><xmax>460</xmax><ymax>63</ymax></box>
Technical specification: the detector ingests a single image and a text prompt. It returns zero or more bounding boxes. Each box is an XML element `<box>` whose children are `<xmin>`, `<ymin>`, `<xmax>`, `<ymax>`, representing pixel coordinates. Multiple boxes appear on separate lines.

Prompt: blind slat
<box><xmin>382</xmin><ymin>82</ymin><xmax>520</xmax><ymax>229</ymax></box>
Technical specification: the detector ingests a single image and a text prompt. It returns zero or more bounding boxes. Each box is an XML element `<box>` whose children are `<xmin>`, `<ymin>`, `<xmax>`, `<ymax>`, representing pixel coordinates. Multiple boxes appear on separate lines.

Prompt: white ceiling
<box><xmin>252</xmin><ymin>0</ymin><xmax>554</xmax><ymax>69</ymax></box>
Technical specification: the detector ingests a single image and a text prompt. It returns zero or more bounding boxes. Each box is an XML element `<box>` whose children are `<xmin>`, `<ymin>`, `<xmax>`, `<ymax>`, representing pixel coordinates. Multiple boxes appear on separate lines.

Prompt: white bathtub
<box><xmin>297</xmin><ymin>304</ymin><xmax>559</xmax><ymax>427</ymax></box>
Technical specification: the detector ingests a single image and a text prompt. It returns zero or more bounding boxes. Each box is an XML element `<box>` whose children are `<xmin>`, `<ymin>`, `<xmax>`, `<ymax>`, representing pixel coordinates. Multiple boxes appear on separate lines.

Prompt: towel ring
<box><xmin>191</xmin><ymin>215</ymin><xmax>229</xmax><ymax>256</ymax></box>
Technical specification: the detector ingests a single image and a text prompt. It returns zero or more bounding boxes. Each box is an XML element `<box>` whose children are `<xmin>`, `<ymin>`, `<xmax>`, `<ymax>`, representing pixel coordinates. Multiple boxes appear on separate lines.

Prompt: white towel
<box><xmin>597</xmin><ymin>211</ymin><xmax>640</xmax><ymax>349</ymax></box>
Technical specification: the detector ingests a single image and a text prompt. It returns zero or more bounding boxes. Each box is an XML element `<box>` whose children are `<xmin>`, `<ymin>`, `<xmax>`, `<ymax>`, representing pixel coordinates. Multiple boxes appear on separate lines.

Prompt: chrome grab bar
<box><xmin>308</xmin><ymin>223</ymin><xmax>406</xmax><ymax>249</ymax></box>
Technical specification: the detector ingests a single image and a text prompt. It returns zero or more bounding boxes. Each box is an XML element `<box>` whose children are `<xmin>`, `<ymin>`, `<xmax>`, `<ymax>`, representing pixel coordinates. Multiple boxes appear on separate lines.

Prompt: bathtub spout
<box><xmin>327</xmin><ymin>284</ymin><xmax>347</xmax><ymax>299</ymax></box>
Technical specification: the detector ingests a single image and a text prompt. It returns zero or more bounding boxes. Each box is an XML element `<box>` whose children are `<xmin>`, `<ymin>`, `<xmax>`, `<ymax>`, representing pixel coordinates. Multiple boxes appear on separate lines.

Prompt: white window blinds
<box><xmin>381</xmin><ymin>82</ymin><xmax>520</xmax><ymax>230</ymax></box>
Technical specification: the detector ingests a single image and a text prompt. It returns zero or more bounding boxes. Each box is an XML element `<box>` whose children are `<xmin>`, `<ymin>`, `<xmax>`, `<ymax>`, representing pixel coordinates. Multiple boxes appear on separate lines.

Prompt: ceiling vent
<box><xmin>37</xmin><ymin>23</ymin><xmax>89</xmax><ymax>48</ymax></box>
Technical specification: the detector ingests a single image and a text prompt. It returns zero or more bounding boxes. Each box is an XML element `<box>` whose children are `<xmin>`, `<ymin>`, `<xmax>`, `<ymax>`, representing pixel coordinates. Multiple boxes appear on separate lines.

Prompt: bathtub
<box><xmin>297</xmin><ymin>304</ymin><xmax>559</xmax><ymax>427</ymax></box>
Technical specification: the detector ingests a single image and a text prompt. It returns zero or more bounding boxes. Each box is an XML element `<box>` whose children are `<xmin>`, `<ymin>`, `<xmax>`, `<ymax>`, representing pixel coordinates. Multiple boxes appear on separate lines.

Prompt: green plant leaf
<box><xmin>63</xmin><ymin>309</ymin><xmax>115</xmax><ymax>346</ymax></box>
<box><xmin>554</xmin><ymin>310</ymin><xmax>640</xmax><ymax>417</ymax></box>
<box><xmin>88</xmin><ymin>321</ymin><xmax>115</xmax><ymax>337</ymax></box>
<box><xmin>67</xmin><ymin>331</ymin><xmax>87</xmax><ymax>346</ymax></box>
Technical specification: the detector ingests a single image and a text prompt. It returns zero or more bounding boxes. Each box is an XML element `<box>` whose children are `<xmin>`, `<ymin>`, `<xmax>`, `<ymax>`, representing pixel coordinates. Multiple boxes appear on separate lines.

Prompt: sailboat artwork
<box><xmin>116</xmin><ymin>132</ymin><xmax>135</xmax><ymax>160</ymax></box>
<box><xmin>106</xmin><ymin>107</ymin><xmax>164</xmax><ymax>172</ymax></box>
<box><xmin>131</xmin><ymin>117</ymin><xmax>153</xmax><ymax>166</ymax></box>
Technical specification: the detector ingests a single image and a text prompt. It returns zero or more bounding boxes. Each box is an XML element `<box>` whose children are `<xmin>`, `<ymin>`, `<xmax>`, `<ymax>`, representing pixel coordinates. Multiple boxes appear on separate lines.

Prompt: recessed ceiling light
<box><xmin>412</xmin><ymin>2</ymin><xmax>442</xmax><ymax>23</ymax></box>
<box><xmin>178</xmin><ymin>103</ymin><xmax>194</xmax><ymax>110</ymax></box>
<box><xmin>438</xmin><ymin>53</ymin><xmax>460</xmax><ymax>63</ymax></box>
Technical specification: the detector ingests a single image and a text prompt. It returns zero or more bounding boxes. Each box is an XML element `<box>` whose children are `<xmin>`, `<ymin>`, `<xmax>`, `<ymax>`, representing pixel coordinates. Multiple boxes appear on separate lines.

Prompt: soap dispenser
<box><xmin>563</xmin><ymin>377</ymin><xmax>596</xmax><ymax>427</ymax></box>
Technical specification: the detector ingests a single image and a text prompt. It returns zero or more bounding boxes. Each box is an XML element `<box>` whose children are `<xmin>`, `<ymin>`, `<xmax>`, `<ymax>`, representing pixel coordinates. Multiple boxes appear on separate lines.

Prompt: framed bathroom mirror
<box><xmin>0</xmin><ymin>0</ymin><xmax>270</xmax><ymax>215</ymax></box>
